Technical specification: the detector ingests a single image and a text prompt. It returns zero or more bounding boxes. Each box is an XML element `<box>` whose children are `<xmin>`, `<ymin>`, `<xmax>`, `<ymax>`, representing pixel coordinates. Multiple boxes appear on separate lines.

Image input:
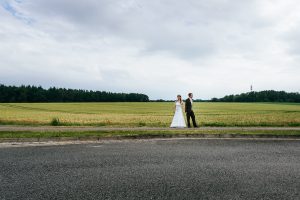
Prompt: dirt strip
<box><xmin>0</xmin><ymin>125</ymin><xmax>300</xmax><ymax>132</ymax></box>
<box><xmin>1</xmin><ymin>137</ymin><xmax>300</xmax><ymax>148</ymax></box>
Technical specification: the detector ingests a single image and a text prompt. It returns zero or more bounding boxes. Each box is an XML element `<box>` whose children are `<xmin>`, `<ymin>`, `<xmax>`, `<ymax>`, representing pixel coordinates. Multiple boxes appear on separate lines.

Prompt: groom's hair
<box><xmin>188</xmin><ymin>93</ymin><xmax>192</xmax><ymax>97</ymax></box>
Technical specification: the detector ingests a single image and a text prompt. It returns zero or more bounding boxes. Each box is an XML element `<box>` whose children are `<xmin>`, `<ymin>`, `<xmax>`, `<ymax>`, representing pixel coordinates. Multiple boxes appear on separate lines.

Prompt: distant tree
<box><xmin>212</xmin><ymin>90</ymin><xmax>300</xmax><ymax>103</ymax></box>
<box><xmin>211</xmin><ymin>98</ymin><xmax>219</xmax><ymax>102</ymax></box>
<box><xmin>0</xmin><ymin>84</ymin><xmax>149</xmax><ymax>103</ymax></box>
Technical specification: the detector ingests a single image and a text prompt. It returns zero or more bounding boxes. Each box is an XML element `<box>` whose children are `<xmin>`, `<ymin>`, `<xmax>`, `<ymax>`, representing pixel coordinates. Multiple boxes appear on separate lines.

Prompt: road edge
<box><xmin>1</xmin><ymin>132</ymin><xmax>300</xmax><ymax>143</ymax></box>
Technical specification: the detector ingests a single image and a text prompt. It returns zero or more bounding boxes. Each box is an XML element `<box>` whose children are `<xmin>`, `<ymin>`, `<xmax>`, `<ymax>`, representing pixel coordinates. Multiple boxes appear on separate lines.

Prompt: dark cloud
<box><xmin>15</xmin><ymin>0</ymin><xmax>272</xmax><ymax>59</ymax></box>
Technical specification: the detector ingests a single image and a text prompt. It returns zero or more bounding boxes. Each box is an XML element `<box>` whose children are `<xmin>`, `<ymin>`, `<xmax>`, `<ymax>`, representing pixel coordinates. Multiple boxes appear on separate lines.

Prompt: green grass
<box><xmin>0</xmin><ymin>129</ymin><xmax>300</xmax><ymax>139</ymax></box>
<box><xmin>0</xmin><ymin>102</ymin><xmax>299</xmax><ymax>127</ymax></box>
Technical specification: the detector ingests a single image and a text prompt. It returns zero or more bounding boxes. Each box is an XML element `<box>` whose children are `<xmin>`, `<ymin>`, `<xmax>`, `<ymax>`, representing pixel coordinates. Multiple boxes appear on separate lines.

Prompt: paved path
<box><xmin>0</xmin><ymin>138</ymin><xmax>299</xmax><ymax>199</ymax></box>
<box><xmin>0</xmin><ymin>125</ymin><xmax>300</xmax><ymax>132</ymax></box>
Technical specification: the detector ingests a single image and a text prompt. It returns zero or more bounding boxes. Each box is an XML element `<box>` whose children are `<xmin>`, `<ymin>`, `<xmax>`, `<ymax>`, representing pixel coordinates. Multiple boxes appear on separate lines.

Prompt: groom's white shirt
<box><xmin>189</xmin><ymin>98</ymin><xmax>193</xmax><ymax>104</ymax></box>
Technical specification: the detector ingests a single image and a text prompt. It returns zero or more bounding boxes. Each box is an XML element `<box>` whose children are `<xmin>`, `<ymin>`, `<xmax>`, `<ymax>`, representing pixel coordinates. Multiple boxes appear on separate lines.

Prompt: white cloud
<box><xmin>0</xmin><ymin>0</ymin><xmax>299</xmax><ymax>99</ymax></box>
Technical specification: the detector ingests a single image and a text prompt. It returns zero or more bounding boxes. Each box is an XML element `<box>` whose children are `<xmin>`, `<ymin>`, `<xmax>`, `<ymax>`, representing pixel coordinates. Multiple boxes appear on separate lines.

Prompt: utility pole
<box><xmin>250</xmin><ymin>85</ymin><xmax>253</xmax><ymax>92</ymax></box>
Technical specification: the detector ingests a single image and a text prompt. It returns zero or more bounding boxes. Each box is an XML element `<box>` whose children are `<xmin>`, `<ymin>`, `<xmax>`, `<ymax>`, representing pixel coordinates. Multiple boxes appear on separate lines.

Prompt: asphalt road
<box><xmin>0</xmin><ymin>139</ymin><xmax>299</xmax><ymax>200</ymax></box>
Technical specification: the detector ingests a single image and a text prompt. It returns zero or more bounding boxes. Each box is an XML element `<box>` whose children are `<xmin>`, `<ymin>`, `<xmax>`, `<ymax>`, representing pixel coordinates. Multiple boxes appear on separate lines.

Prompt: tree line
<box><xmin>0</xmin><ymin>84</ymin><xmax>149</xmax><ymax>102</ymax></box>
<box><xmin>211</xmin><ymin>90</ymin><xmax>300</xmax><ymax>103</ymax></box>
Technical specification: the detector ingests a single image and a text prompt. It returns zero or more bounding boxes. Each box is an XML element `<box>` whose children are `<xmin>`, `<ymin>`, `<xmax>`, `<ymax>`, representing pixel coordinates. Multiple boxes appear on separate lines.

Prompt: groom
<box><xmin>185</xmin><ymin>93</ymin><xmax>198</xmax><ymax>128</ymax></box>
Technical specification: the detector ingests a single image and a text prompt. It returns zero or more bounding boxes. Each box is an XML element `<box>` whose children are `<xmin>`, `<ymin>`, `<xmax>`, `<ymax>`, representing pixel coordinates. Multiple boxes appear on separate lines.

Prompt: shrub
<box><xmin>51</xmin><ymin>118</ymin><xmax>60</xmax><ymax>126</ymax></box>
<box><xmin>138</xmin><ymin>122</ymin><xmax>146</xmax><ymax>127</ymax></box>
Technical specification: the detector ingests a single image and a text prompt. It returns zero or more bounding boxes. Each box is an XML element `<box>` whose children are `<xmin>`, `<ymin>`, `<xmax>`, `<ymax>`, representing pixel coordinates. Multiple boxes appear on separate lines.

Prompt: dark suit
<box><xmin>185</xmin><ymin>98</ymin><xmax>197</xmax><ymax>127</ymax></box>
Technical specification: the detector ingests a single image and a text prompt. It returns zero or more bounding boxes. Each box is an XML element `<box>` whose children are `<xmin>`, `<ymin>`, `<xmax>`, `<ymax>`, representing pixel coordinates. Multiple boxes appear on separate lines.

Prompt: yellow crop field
<box><xmin>0</xmin><ymin>102</ymin><xmax>299</xmax><ymax>127</ymax></box>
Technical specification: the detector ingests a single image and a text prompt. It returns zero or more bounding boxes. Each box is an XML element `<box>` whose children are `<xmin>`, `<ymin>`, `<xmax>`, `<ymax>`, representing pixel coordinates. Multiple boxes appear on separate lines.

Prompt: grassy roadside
<box><xmin>1</xmin><ymin>129</ymin><xmax>300</xmax><ymax>139</ymax></box>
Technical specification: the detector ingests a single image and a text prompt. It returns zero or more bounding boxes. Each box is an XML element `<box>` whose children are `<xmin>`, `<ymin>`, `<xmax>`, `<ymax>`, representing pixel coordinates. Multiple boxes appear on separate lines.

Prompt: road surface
<box><xmin>0</xmin><ymin>138</ymin><xmax>299</xmax><ymax>199</ymax></box>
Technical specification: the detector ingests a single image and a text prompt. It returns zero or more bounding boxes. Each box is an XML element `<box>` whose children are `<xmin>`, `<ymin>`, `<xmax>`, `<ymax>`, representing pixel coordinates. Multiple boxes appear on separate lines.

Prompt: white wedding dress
<box><xmin>170</xmin><ymin>101</ymin><xmax>186</xmax><ymax>128</ymax></box>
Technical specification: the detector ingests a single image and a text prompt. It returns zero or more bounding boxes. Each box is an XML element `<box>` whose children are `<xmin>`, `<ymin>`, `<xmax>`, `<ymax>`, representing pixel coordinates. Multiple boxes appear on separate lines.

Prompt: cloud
<box><xmin>0</xmin><ymin>0</ymin><xmax>299</xmax><ymax>99</ymax></box>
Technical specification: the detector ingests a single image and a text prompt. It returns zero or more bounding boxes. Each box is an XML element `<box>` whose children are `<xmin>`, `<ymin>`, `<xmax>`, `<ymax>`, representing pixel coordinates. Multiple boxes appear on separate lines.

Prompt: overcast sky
<box><xmin>0</xmin><ymin>0</ymin><xmax>299</xmax><ymax>100</ymax></box>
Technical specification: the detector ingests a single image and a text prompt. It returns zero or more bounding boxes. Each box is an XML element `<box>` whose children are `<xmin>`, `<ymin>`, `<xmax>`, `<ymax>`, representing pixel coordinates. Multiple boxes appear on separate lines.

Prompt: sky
<box><xmin>0</xmin><ymin>0</ymin><xmax>299</xmax><ymax>100</ymax></box>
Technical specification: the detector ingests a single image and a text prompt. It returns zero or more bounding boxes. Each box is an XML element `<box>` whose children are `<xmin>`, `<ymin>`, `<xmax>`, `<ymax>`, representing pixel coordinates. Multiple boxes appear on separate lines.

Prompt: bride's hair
<box><xmin>177</xmin><ymin>95</ymin><xmax>182</xmax><ymax>104</ymax></box>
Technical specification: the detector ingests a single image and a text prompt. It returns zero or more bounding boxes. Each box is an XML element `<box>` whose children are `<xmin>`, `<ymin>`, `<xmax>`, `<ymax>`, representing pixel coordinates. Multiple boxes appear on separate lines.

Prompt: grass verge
<box><xmin>0</xmin><ymin>129</ymin><xmax>300</xmax><ymax>139</ymax></box>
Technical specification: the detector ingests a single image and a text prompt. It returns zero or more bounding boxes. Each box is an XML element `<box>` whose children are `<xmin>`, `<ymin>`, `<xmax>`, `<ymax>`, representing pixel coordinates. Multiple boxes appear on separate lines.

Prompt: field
<box><xmin>0</xmin><ymin>102</ymin><xmax>299</xmax><ymax>127</ymax></box>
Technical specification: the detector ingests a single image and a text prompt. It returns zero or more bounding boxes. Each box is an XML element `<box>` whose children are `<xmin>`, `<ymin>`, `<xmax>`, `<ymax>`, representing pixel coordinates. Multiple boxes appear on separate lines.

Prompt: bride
<box><xmin>170</xmin><ymin>95</ymin><xmax>186</xmax><ymax>128</ymax></box>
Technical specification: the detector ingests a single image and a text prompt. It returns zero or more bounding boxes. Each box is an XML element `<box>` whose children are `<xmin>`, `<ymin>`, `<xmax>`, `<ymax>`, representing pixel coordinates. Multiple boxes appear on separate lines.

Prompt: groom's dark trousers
<box><xmin>185</xmin><ymin>98</ymin><xmax>197</xmax><ymax>127</ymax></box>
<box><xmin>186</xmin><ymin>111</ymin><xmax>197</xmax><ymax>127</ymax></box>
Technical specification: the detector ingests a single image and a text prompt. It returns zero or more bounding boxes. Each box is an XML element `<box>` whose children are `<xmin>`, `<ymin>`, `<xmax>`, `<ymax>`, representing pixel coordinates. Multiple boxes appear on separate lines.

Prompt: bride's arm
<box><xmin>174</xmin><ymin>101</ymin><xmax>176</xmax><ymax>111</ymax></box>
